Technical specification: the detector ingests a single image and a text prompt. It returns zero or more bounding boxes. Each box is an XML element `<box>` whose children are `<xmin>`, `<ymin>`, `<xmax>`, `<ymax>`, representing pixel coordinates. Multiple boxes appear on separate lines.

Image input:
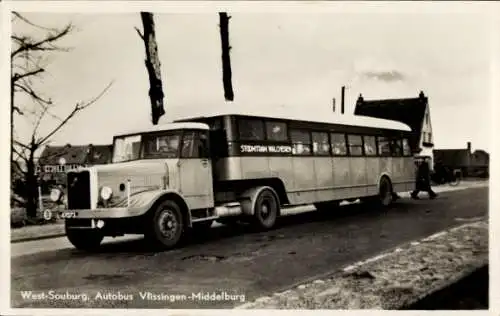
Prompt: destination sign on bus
<box><xmin>240</xmin><ymin>144</ymin><xmax>292</xmax><ymax>154</ymax></box>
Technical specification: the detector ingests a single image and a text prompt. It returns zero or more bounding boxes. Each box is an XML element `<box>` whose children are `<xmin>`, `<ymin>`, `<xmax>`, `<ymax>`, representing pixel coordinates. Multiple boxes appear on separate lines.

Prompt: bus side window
<box><xmin>377</xmin><ymin>136</ymin><xmax>391</xmax><ymax>156</ymax></box>
<box><xmin>290</xmin><ymin>129</ymin><xmax>312</xmax><ymax>155</ymax></box>
<box><xmin>181</xmin><ymin>131</ymin><xmax>209</xmax><ymax>158</ymax></box>
<box><xmin>238</xmin><ymin>119</ymin><xmax>265</xmax><ymax>141</ymax></box>
<box><xmin>265</xmin><ymin>121</ymin><xmax>288</xmax><ymax>141</ymax></box>
<box><xmin>330</xmin><ymin>133</ymin><xmax>347</xmax><ymax>155</ymax></box>
<box><xmin>363</xmin><ymin>136</ymin><xmax>377</xmax><ymax>156</ymax></box>
<box><xmin>402</xmin><ymin>138</ymin><xmax>412</xmax><ymax>156</ymax></box>
<box><xmin>198</xmin><ymin>132</ymin><xmax>210</xmax><ymax>158</ymax></box>
<box><xmin>391</xmin><ymin>138</ymin><xmax>403</xmax><ymax>157</ymax></box>
<box><xmin>312</xmin><ymin>132</ymin><xmax>330</xmax><ymax>155</ymax></box>
<box><xmin>347</xmin><ymin>135</ymin><xmax>363</xmax><ymax>156</ymax></box>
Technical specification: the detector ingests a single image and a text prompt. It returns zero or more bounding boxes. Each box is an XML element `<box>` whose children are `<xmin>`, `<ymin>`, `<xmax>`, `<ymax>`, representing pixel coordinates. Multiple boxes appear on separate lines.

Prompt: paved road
<box><xmin>11</xmin><ymin>187</ymin><xmax>488</xmax><ymax>308</ymax></box>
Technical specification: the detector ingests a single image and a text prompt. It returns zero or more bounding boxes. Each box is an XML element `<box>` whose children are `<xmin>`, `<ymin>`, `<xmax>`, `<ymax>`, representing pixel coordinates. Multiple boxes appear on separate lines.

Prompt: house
<box><xmin>354</xmin><ymin>91</ymin><xmax>434</xmax><ymax>167</ymax></box>
<box><xmin>433</xmin><ymin>142</ymin><xmax>489</xmax><ymax>178</ymax></box>
<box><xmin>37</xmin><ymin>143</ymin><xmax>113</xmax><ymax>190</ymax></box>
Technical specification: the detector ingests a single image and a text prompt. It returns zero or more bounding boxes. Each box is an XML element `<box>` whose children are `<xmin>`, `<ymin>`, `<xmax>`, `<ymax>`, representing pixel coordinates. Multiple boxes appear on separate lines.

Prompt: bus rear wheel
<box><xmin>145</xmin><ymin>200</ymin><xmax>184</xmax><ymax>249</ymax></box>
<box><xmin>253</xmin><ymin>188</ymin><xmax>279</xmax><ymax>230</ymax></box>
<box><xmin>379</xmin><ymin>177</ymin><xmax>394</xmax><ymax>207</ymax></box>
<box><xmin>65</xmin><ymin>226</ymin><xmax>103</xmax><ymax>251</ymax></box>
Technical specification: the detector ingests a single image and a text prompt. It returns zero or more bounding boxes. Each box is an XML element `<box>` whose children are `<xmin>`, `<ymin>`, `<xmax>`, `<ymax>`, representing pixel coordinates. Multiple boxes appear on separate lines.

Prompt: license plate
<box><xmin>60</xmin><ymin>211</ymin><xmax>76</xmax><ymax>219</ymax></box>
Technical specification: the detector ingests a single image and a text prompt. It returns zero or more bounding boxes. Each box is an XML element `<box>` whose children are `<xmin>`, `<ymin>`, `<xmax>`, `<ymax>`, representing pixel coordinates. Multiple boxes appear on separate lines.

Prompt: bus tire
<box><xmin>65</xmin><ymin>226</ymin><xmax>103</xmax><ymax>251</ymax></box>
<box><xmin>252</xmin><ymin>188</ymin><xmax>279</xmax><ymax>230</ymax></box>
<box><xmin>379</xmin><ymin>177</ymin><xmax>394</xmax><ymax>207</ymax></box>
<box><xmin>145</xmin><ymin>200</ymin><xmax>184</xmax><ymax>249</ymax></box>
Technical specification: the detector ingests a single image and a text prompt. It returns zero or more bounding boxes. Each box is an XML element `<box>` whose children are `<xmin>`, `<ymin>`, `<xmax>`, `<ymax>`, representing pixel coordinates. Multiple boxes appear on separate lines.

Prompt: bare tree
<box><xmin>11</xmin><ymin>12</ymin><xmax>113</xmax><ymax>218</ymax></box>
<box><xmin>135</xmin><ymin>12</ymin><xmax>165</xmax><ymax>125</ymax></box>
<box><xmin>219</xmin><ymin>12</ymin><xmax>234</xmax><ymax>101</ymax></box>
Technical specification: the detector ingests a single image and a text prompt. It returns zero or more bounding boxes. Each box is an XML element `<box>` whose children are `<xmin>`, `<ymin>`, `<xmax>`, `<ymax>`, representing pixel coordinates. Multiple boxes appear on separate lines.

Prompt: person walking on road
<box><xmin>411</xmin><ymin>157</ymin><xmax>437</xmax><ymax>199</ymax></box>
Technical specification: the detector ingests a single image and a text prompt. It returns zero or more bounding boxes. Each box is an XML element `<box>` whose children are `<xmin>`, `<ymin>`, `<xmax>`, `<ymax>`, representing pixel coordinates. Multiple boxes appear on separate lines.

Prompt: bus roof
<box><xmin>115</xmin><ymin>122</ymin><xmax>209</xmax><ymax>138</ymax></box>
<box><xmin>175</xmin><ymin>109</ymin><xmax>412</xmax><ymax>132</ymax></box>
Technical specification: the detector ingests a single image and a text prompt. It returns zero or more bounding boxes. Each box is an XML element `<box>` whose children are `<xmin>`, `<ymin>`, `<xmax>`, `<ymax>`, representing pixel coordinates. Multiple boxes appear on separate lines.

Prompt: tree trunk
<box><xmin>139</xmin><ymin>12</ymin><xmax>165</xmax><ymax>125</ymax></box>
<box><xmin>219</xmin><ymin>12</ymin><xmax>234</xmax><ymax>101</ymax></box>
<box><xmin>25</xmin><ymin>152</ymin><xmax>38</xmax><ymax>218</ymax></box>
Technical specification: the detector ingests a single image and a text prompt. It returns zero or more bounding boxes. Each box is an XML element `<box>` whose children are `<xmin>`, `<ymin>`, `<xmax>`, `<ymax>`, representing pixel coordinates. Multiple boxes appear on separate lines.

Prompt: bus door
<box><xmin>179</xmin><ymin>130</ymin><xmax>214</xmax><ymax>209</ymax></box>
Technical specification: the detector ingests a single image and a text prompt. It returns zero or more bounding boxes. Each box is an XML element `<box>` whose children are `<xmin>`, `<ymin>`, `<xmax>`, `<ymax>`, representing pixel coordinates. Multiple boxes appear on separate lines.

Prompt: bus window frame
<box><xmin>363</xmin><ymin>135</ymin><xmax>378</xmax><ymax>157</ymax></box>
<box><xmin>311</xmin><ymin>130</ymin><xmax>331</xmax><ymax>156</ymax></box>
<box><xmin>290</xmin><ymin>128</ymin><xmax>313</xmax><ymax>156</ymax></box>
<box><xmin>401</xmin><ymin>137</ymin><xmax>413</xmax><ymax>157</ymax></box>
<box><xmin>236</xmin><ymin>118</ymin><xmax>266</xmax><ymax>141</ymax></box>
<box><xmin>377</xmin><ymin>136</ymin><xmax>392</xmax><ymax>157</ymax></box>
<box><xmin>265</xmin><ymin>120</ymin><xmax>289</xmax><ymax>143</ymax></box>
<box><xmin>180</xmin><ymin>130</ymin><xmax>211</xmax><ymax>159</ymax></box>
<box><xmin>347</xmin><ymin>134</ymin><xmax>365</xmax><ymax>157</ymax></box>
<box><xmin>330</xmin><ymin>132</ymin><xmax>348</xmax><ymax>157</ymax></box>
<box><xmin>390</xmin><ymin>138</ymin><xmax>404</xmax><ymax>157</ymax></box>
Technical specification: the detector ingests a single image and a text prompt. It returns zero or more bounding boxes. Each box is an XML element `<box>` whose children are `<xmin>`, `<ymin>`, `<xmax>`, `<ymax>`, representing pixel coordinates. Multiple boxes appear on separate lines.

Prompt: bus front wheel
<box><xmin>252</xmin><ymin>188</ymin><xmax>279</xmax><ymax>230</ymax></box>
<box><xmin>146</xmin><ymin>200</ymin><xmax>184</xmax><ymax>249</ymax></box>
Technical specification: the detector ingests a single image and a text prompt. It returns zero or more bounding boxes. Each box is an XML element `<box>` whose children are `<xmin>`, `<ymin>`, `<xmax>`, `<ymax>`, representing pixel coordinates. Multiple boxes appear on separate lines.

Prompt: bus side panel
<box><xmin>332</xmin><ymin>157</ymin><xmax>351</xmax><ymax>200</ymax></box>
<box><xmin>241</xmin><ymin>157</ymin><xmax>270</xmax><ymax>179</ymax></box>
<box><xmin>214</xmin><ymin>157</ymin><xmax>240</xmax><ymax>181</ymax></box>
<box><xmin>268</xmin><ymin>156</ymin><xmax>294</xmax><ymax>192</ymax></box>
<box><xmin>314</xmin><ymin>157</ymin><xmax>335</xmax><ymax>202</ymax></box>
<box><xmin>391</xmin><ymin>157</ymin><xmax>405</xmax><ymax>185</ymax></box>
<box><xmin>379</xmin><ymin>157</ymin><xmax>393</xmax><ymax>180</ymax></box>
<box><xmin>290</xmin><ymin>157</ymin><xmax>316</xmax><ymax>204</ymax></box>
<box><xmin>349</xmin><ymin>157</ymin><xmax>368</xmax><ymax>197</ymax></box>
<box><xmin>366</xmin><ymin>158</ymin><xmax>380</xmax><ymax>195</ymax></box>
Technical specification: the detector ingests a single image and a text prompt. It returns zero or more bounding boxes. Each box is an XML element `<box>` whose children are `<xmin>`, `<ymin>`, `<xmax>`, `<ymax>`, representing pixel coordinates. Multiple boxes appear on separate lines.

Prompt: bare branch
<box><xmin>12</xmin><ymin>146</ymin><xmax>29</xmax><ymax>164</ymax></box>
<box><xmin>13</xmin><ymin>82</ymin><xmax>52</xmax><ymax>105</ymax></box>
<box><xmin>13</xmin><ymin>139</ymin><xmax>31</xmax><ymax>151</ymax></box>
<box><xmin>12</xmin><ymin>12</ymin><xmax>61</xmax><ymax>32</ymax></box>
<box><xmin>11</xmin><ymin>67</ymin><xmax>45</xmax><ymax>84</ymax></box>
<box><xmin>12</xmin><ymin>106</ymin><xmax>24</xmax><ymax>115</ymax></box>
<box><xmin>11</xmin><ymin>23</ymin><xmax>73</xmax><ymax>58</ymax></box>
<box><xmin>38</xmin><ymin>81</ymin><xmax>114</xmax><ymax>145</ymax></box>
<box><xmin>134</xmin><ymin>27</ymin><xmax>144</xmax><ymax>40</ymax></box>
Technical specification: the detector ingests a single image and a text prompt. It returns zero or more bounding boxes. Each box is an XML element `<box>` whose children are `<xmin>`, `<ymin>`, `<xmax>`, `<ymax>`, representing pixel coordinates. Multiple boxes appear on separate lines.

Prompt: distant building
<box><xmin>37</xmin><ymin>143</ymin><xmax>113</xmax><ymax>191</ymax></box>
<box><xmin>433</xmin><ymin>142</ymin><xmax>489</xmax><ymax>178</ymax></box>
<box><xmin>354</xmin><ymin>91</ymin><xmax>434</xmax><ymax>167</ymax></box>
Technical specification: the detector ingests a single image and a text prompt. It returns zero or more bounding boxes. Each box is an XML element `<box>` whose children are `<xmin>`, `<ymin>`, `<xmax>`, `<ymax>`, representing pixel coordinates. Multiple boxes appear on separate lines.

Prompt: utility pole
<box><xmin>136</xmin><ymin>12</ymin><xmax>165</xmax><ymax>125</ymax></box>
<box><xmin>219</xmin><ymin>12</ymin><xmax>234</xmax><ymax>101</ymax></box>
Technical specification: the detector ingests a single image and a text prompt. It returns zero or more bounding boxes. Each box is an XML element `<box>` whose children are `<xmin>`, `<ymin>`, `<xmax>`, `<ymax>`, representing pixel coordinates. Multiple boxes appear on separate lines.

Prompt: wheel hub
<box><xmin>158</xmin><ymin>209</ymin><xmax>177</xmax><ymax>239</ymax></box>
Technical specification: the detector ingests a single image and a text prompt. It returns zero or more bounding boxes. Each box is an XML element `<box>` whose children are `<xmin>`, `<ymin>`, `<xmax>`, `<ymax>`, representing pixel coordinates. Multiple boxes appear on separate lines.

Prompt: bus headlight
<box><xmin>50</xmin><ymin>188</ymin><xmax>62</xmax><ymax>202</ymax></box>
<box><xmin>100</xmin><ymin>186</ymin><xmax>113</xmax><ymax>201</ymax></box>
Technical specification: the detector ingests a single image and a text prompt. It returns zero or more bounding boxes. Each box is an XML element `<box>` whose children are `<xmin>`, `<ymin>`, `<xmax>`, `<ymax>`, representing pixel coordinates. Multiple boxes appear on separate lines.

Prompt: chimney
<box><xmin>341</xmin><ymin>86</ymin><xmax>345</xmax><ymax>114</ymax></box>
<box><xmin>467</xmin><ymin>141</ymin><xmax>471</xmax><ymax>153</ymax></box>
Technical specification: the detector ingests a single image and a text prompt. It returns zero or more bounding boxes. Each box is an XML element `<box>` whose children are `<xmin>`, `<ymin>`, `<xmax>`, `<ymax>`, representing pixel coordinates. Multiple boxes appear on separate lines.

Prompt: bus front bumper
<box><xmin>59</xmin><ymin>207</ymin><xmax>145</xmax><ymax>219</ymax></box>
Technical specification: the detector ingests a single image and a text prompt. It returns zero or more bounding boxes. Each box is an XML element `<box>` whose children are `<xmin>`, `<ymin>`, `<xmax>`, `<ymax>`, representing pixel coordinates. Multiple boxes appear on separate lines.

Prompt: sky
<box><xmin>8</xmin><ymin>3</ymin><xmax>497</xmax><ymax>153</ymax></box>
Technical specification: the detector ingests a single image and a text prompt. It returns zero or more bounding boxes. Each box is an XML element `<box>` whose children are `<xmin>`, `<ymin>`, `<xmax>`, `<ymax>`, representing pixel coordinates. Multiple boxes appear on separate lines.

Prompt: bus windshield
<box><xmin>142</xmin><ymin>132</ymin><xmax>181</xmax><ymax>159</ymax></box>
<box><xmin>113</xmin><ymin>135</ymin><xmax>141</xmax><ymax>163</ymax></box>
<box><xmin>112</xmin><ymin>131</ymin><xmax>182</xmax><ymax>163</ymax></box>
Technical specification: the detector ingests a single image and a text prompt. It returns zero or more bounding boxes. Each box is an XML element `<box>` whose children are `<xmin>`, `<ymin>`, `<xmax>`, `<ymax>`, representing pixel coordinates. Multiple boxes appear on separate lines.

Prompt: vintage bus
<box><xmin>53</xmin><ymin>111</ymin><xmax>416</xmax><ymax>250</ymax></box>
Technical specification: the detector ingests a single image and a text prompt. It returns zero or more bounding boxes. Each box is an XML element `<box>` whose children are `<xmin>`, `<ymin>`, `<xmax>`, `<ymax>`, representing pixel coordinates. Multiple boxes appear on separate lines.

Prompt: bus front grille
<box><xmin>67</xmin><ymin>171</ymin><xmax>91</xmax><ymax>210</ymax></box>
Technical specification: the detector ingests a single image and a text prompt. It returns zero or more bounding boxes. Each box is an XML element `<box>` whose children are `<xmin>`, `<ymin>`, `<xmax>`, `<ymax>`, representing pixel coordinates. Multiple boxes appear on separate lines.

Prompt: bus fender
<box><xmin>116</xmin><ymin>189</ymin><xmax>192</xmax><ymax>226</ymax></box>
<box><xmin>238</xmin><ymin>186</ymin><xmax>279</xmax><ymax>216</ymax></box>
<box><xmin>377</xmin><ymin>172</ymin><xmax>392</xmax><ymax>191</ymax></box>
